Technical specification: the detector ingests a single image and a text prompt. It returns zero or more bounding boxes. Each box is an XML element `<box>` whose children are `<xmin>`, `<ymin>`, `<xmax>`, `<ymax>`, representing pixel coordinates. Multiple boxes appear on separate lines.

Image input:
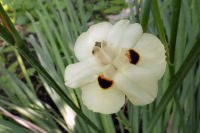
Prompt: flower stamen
<box><xmin>95</xmin><ymin>41</ymin><xmax>102</xmax><ymax>48</ymax></box>
<box><xmin>92</xmin><ymin>41</ymin><xmax>112</xmax><ymax>64</ymax></box>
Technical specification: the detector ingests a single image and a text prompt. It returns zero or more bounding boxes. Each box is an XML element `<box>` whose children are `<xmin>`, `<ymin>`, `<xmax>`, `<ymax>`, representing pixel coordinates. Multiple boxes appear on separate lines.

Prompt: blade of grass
<box><xmin>158</xmin><ymin>0</ymin><xmax>171</xmax><ymax>39</ymax></box>
<box><xmin>140</xmin><ymin>0</ymin><xmax>152</xmax><ymax>32</ymax></box>
<box><xmin>169</xmin><ymin>0</ymin><xmax>181</xmax><ymax>76</ymax></box>
<box><xmin>0</xmin><ymin>120</ymin><xmax>32</xmax><ymax>133</ymax></box>
<box><xmin>174</xmin><ymin>9</ymin><xmax>187</xmax><ymax>71</ymax></box>
<box><xmin>100</xmin><ymin>114</ymin><xmax>116</xmax><ymax>133</ymax></box>
<box><xmin>77</xmin><ymin>0</ymin><xmax>87</xmax><ymax>31</ymax></box>
<box><xmin>14</xmin><ymin>49</ymin><xmax>35</xmax><ymax>92</ymax></box>
<box><xmin>43</xmin><ymin>0</ymin><xmax>74</xmax><ymax>58</ymax></box>
<box><xmin>0</xmin><ymin>24</ymin><xmax>14</xmax><ymax>44</ymax></box>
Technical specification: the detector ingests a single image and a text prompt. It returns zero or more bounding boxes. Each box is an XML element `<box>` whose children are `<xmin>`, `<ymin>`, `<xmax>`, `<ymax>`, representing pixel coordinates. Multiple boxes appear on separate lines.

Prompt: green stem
<box><xmin>14</xmin><ymin>49</ymin><xmax>35</xmax><ymax>92</ymax></box>
<box><xmin>100</xmin><ymin>115</ymin><xmax>111</xmax><ymax>133</ymax></box>
<box><xmin>147</xmin><ymin>37</ymin><xmax>200</xmax><ymax>132</ymax></box>
<box><xmin>173</xmin><ymin>94</ymin><xmax>186</xmax><ymax>133</ymax></box>
<box><xmin>140</xmin><ymin>0</ymin><xmax>152</xmax><ymax>32</ymax></box>
<box><xmin>169</xmin><ymin>0</ymin><xmax>181</xmax><ymax>76</ymax></box>
<box><xmin>0</xmin><ymin>3</ymin><xmax>101</xmax><ymax>132</ymax></box>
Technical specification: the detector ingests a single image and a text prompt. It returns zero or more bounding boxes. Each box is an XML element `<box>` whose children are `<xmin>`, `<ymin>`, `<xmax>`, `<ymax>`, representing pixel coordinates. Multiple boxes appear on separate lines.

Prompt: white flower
<box><xmin>64</xmin><ymin>20</ymin><xmax>166</xmax><ymax>114</ymax></box>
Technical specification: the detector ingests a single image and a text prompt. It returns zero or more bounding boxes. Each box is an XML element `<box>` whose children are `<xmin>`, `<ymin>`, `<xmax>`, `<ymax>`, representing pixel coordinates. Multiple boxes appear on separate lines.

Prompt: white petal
<box><xmin>64</xmin><ymin>57</ymin><xmax>103</xmax><ymax>88</ymax></box>
<box><xmin>81</xmin><ymin>81</ymin><xmax>125</xmax><ymax>114</ymax></box>
<box><xmin>74</xmin><ymin>32</ymin><xmax>91</xmax><ymax>61</ymax></box>
<box><xmin>88</xmin><ymin>22</ymin><xmax>113</xmax><ymax>42</ymax></box>
<box><xmin>106</xmin><ymin>20</ymin><xmax>129</xmax><ymax>47</ymax></box>
<box><xmin>121</xmin><ymin>23</ymin><xmax>143</xmax><ymax>48</ymax></box>
<box><xmin>107</xmin><ymin>20</ymin><xmax>143</xmax><ymax>49</ymax></box>
<box><xmin>114</xmin><ymin>65</ymin><xmax>158</xmax><ymax>105</ymax></box>
<box><xmin>74</xmin><ymin>22</ymin><xmax>113</xmax><ymax>61</ymax></box>
<box><xmin>134</xmin><ymin>33</ymin><xmax>166</xmax><ymax>79</ymax></box>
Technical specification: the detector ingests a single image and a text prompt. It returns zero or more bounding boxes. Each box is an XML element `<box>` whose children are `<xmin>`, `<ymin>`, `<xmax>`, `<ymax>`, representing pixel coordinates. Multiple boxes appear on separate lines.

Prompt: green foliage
<box><xmin>2</xmin><ymin>0</ymin><xmax>39</xmax><ymax>25</ymax></box>
<box><xmin>84</xmin><ymin>0</ymin><xmax>127</xmax><ymax>22</ymax></box>
<box><xmin>2</xmin><ymin>0</ymin><xmax>127</xmax><ymax>25</ymax></box>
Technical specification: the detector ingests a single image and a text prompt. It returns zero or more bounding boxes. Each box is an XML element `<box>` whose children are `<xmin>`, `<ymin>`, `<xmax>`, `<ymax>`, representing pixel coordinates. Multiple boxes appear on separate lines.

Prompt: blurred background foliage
<box><xmin>0</xmin><ymin>0</ymin><xmax>200</xmax><ymax>133</ymax></box>
<box><xmin>1</xmin><ymin>0</ymin><xmax>127</xmax><ymax>26</ymax></box>
<box><xmin>1</xmin><ymin>0</ymin><xmax>38</xmax><ymax>25</ymax></box>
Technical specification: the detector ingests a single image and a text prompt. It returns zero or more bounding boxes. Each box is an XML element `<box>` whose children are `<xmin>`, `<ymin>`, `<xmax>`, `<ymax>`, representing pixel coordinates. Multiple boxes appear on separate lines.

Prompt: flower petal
<box><xmin>81</xmin><ymin>81</ymin><xmax>125</xmax><ymax>114</ymax></box>
<box><xmin>114</xmin><ymin>65</ymin><xmax>158</xmax><ymax>105</ymax></box>
<box><xmin>121</xmin><ymin>23</ymin><xmax>143</xmax><ymax>48</ymax></box>
<box><xmin>64</xmin><ymin>57</ymin><xmax>103</xmax><ymax>88</ymax></box>
<box><xmin>107</xmin><ymin>20</ymin><xmax>143</xmax><ymax>49</ymax></box>
<box><xmin>74</xmin><ymin>22</ymin><xmax>113</xmax><ymax>61</ymax></box>
<box><xmin>134</xmin><ymin>33</ymin><xmax>166</xmax><ymax>79</ymax></box>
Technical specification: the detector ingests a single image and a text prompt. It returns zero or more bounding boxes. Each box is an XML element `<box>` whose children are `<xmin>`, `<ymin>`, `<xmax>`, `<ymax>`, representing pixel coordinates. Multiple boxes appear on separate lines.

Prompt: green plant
<box><xmin>0</xmin><ymin>0</ymin><xmax>200</xmax><ymax>133</ymax></box>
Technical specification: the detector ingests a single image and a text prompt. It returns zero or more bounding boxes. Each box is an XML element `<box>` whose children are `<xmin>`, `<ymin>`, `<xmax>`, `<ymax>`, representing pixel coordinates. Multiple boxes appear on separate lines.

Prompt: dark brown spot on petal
<box><xmin>126</xmin><ymin>49</ymin><xmax>140</xmax><ymax>65</ymax></box>
<box><xmin>98</xmin><ymin>75</ymin><xmax>113</xmax><ymax>89</ymax></box>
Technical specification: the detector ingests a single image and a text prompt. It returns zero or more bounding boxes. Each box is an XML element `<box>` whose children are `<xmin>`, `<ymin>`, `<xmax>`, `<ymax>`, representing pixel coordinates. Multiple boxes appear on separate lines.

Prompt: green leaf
<box><xmin>169</xmin><ymin>0</ymin><xmax>181</xmax><ymax>75</ymax></box>
<box><xmin>0</xmin><ymin>24</ymin><xmax>15</xmax><ymax>44</ymax></box>
<box><xmin>140</xmin><ymin>0</ymin><xmax>152</xmax><ymax>32</ymax></box>
<box><xmin>0</xmin><ymin>120</ymin><xmax>32</xmax><ymax>133</ymax></box>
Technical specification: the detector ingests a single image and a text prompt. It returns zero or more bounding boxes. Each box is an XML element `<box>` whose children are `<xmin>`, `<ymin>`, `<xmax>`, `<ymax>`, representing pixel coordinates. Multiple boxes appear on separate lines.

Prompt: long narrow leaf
<box><xmin>140</xmin><ymin>0</ymin><xmax>152</xmax><ymax>31</ymax></box>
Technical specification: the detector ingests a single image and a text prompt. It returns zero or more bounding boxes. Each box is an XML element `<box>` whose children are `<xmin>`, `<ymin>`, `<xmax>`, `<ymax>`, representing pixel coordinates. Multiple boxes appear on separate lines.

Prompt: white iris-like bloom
<box><xmin>64</xmin><ymin>20</ymin><xmax>166</xmax><ymax>114</ymax></box>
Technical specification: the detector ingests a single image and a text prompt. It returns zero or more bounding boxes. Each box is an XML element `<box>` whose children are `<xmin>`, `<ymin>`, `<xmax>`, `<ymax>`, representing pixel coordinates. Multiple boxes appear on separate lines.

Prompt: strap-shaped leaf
<box><xmin>140</xmin><ymin>0</ymin><xmax>152</xmax><ymax>32</ymax></box>
<box><xmin>0</xmin><ymin>24</ymin><xmax>14</xmax><ymax>44</ymax></box>
<box><xmin>169</xmin><ymin>0</ymin><xmax>182</xmax><ymax>75</ymax></box>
